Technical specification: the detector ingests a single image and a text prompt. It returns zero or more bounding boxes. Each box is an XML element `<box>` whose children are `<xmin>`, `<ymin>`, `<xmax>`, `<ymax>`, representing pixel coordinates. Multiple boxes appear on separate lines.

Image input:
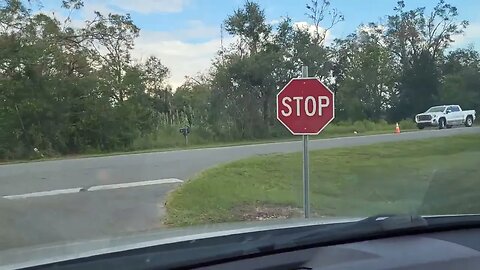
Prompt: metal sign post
<box><xmin>301</xmin><ymin>66</ymin><xmax>310</xmax><ymax>218</ymax></box>
<box><xmin>179</xmin><ymin>127</ymin><xmax>190</xmax><ymax>146</ymax></box>
<box><xmin>276</xmin><ymin>66</ymin><xmax>334</xmax><ymax>220</ymax></box>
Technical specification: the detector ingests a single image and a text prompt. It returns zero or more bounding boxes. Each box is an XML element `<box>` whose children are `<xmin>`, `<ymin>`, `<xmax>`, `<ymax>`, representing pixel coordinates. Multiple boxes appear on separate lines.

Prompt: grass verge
<box><xmin>0</xmin><ymin>126</ymin><xmax>416</xmax><ymax>165</ymax></box>
<box><xmin>165</xmin><ymin>134</ymin><xmax>480</xmax><ymax>227</ymax></box>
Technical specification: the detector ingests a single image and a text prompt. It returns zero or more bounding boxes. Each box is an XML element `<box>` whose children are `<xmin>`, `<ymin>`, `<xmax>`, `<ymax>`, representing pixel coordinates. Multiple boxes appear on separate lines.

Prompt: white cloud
<box><xmin>132</xmin><ymin>21</ymin><xmax>228</xmax><ymax>88</ymax></box>
<box><xmin>108</xmin><ymin>0</ymin><xmax>190</xmax><ymax>14</ymax></box>
<box><xmin>37</xmin><ymin>2</ymin><xmax>220</xmax><ymax>89</ymax></box>
<box><xmin>452</xmin><ymin>23</ymin><xmax>480</xmax><ymax>49</ymax></box>
<box><xmin>359</xmin><ymin>24</ymin><xmax>385</xmax><ymax>35</ymax></box>
<box><xmin>179</xmin><ymin>20</ymin><xmax>220</xmax><ymax>40</ymax></box>
<box><xmin>268</xmin><ymin>19</ymin><xmax>281</xmax><ymax>25</ymax></box>
<box><xmin>293</xmin><ymin>21</ymin><xmax>335</xmax><ymax>45</ymax></box>
<box><xmin>134</xmin><ymin>29</ymin><xmax>232</xmax><ymax>88</ymax></box>
<box><xmin>56</xmin><ymin>0</ymin><xmax>189</xmax><ymax>23</ymax></box>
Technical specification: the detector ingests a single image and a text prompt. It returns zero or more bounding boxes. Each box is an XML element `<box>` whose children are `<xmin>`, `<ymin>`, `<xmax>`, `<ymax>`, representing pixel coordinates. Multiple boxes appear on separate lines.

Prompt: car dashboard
<box><xmin>194</xmin><ymin>229</ymin><xmax>480</xmax><ymax>270</ymax></box>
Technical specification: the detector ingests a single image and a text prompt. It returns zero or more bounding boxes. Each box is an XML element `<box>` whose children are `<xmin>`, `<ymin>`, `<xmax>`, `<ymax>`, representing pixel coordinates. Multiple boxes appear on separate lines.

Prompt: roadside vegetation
<box><xmin>128</xmin><ymin>119</ymin><xmax>417</xmax><ymax>152</ymax></box>
<box><xmin>1</xmin><ymin>0</ymin><xmax>479</xmax><ymax>161</ymax></box>
<box><xmin>165</xmin><ymin>134</ymin><xmax>480</xmax><ymax>226</ymax></box>
<box><xmin>0</xmin><ymin>119</ymin><xmax>417</xmax><ymax>164</ymax></box>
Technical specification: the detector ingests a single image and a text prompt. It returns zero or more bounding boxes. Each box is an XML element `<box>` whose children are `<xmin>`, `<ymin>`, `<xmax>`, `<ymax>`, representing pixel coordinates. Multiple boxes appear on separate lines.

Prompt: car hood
<box><xmin>0</xmin><ymin>217</ymin><xmax>361</xmax><ymax>269</ymax></box>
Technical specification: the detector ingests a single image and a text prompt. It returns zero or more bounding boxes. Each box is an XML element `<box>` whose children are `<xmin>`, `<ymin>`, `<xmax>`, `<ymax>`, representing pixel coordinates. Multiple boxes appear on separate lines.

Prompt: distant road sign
<box><xmin>276</xmin><ymin>78</ymin><xmax>334</xmax><ymax>135</ymax></box>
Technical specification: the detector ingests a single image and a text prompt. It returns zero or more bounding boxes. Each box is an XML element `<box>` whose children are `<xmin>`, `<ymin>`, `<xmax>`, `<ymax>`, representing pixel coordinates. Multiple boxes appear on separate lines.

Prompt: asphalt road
<box><xmin>0</xmin><ymin>127</ymin><xmax>479</xmax><ymax>249</ymax></box>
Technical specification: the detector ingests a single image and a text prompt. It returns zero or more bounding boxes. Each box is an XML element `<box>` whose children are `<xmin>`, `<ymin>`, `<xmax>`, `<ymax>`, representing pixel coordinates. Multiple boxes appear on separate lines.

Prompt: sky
<box><xmin>34</xmin><ymin>0</ymin><xmax>480</xmax><ymax>88</ymax></box>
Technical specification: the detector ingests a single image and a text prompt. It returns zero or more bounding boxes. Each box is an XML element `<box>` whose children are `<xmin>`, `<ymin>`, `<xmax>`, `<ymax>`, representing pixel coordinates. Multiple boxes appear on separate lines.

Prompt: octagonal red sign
<box><xmin>276</xmin><ymin>78</ymin><xmax>335</xmax><ymax>135</ymax></box>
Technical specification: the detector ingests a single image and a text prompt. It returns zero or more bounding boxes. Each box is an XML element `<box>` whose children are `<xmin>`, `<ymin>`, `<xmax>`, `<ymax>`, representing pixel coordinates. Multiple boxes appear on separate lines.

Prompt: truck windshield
<box><xmin>427</xmin><ymin>106</ymin><xmax>446</xmax><ymax>112</ymax></box>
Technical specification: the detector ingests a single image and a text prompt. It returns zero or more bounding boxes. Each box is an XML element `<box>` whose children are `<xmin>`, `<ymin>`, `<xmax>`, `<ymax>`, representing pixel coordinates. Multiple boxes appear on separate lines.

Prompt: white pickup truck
<box><xmin>415</xmin><ymin>105</ymin><xmax>476</xmax><ymax>129</ymax></box>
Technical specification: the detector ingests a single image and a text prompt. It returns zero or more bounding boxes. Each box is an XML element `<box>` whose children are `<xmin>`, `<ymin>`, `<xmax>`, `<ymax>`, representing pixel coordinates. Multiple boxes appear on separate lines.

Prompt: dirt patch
<box><xmin>233</xmin><ymin>204</ymin><xmax>304</xmax><ymax>221</ymax></box>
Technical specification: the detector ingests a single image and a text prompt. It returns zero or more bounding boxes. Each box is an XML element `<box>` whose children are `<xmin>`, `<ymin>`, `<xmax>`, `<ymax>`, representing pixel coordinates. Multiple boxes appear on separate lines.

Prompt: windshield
<box><xmin>427</xmin><ymin>106</ymin><xmax>447</xmax><ymax>113</ymax></box>
<box><xmin>1</xmin><ymin>0</ymin><xmax>480</xmax><ymax>264</ymax></box>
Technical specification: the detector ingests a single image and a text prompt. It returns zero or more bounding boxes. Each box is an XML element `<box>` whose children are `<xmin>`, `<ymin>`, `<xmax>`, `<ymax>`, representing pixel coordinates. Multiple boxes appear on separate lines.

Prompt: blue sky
<box><xmin>35</xmin><ymin>0</ymin><xmax>480</xmax><ymax>87</ymax></box>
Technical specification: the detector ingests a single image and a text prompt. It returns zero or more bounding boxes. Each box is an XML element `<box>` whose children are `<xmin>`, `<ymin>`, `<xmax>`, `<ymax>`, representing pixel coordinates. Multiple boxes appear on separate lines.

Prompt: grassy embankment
<box><xmin>165</xmin><ymin>134</ymin><xmax>480</xmax><ymax>227</ymax></box>
<box><xmin>1</xmin><ymin>120</ymin><xmax>417</xmax><ymax>164</ymax></box>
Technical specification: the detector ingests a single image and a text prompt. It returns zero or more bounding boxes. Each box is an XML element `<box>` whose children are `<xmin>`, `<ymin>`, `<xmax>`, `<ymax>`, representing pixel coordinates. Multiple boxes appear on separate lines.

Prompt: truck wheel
<box><xmin>438</xmin><ymin>118</ymin><xmax>446</xmax><ymax>129</ymax></box>
<box><xmin>417</xmin><ymin>124</ymin><xmax>425</xmax><ymax>130</ymax></box>
<box><xmin>465</xmin><ymin>116</ymin><xmax>474</xmax><ymax>127</ymax></box>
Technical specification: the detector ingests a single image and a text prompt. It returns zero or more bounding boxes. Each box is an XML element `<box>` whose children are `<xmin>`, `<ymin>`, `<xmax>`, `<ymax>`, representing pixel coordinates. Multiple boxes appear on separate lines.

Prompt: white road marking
<box><xmin>3</xmin><ymin>188</ymin><xmax>82</xmax><ymax>200</ymax></box>
<box><xmin>87</xmin><ymin>178</ymin><xmax>183</xmax><ymax>191</ymax></box>
<box><xmin>2</xmin><ymin>178</ymin><xmax>183</xmax><ymax>200</ymax></box>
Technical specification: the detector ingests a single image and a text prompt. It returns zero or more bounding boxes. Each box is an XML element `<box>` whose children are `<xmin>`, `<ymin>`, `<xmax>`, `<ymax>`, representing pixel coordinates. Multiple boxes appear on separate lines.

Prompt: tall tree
<box><xmin>440</xmin><ymin>48</ymin><xmax>480</xmax><ymax>112</ymax></box>
<box><xmin>224</xmin><ymin>1</ymin><xmax>271</xmax><ymax>55</ymax></box>
<box><xmin>334</xmin><ymin>25</ymin><xmax>396</xmax><ymax>121</ymax></box>
<box><xmin>82</xmin><ymin>12</ymin><xmax>140</xmax><ymax>103</ymax></box>
<box><xmin>385</xmin><ymin>0</ymin><xmax>468</xmax><ymax>119</ymax></box>
<box><xmin>305</xmin><ymin>0</ymin><xmax>344</xmax><ymax>44</ymax></box>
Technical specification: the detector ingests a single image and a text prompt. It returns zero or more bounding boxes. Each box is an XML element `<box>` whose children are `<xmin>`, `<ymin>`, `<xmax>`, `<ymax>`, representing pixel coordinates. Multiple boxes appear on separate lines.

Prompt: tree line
<box><xmin>1</xmin><ymin>0</ymin><xmax>479</xmax><ymax>160</ymax></box>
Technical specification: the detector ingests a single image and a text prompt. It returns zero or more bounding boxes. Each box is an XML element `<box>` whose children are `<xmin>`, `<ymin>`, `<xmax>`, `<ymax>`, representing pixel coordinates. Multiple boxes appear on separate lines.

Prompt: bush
<box><xmin>398</xmin><ymin>119</ymin><xmax>417</xmax><ymax>130</ymax></box>
<box><xmin>131</xmin><ymin>125</ymin><xmax>221</xmax><ymax>151</ymax></box>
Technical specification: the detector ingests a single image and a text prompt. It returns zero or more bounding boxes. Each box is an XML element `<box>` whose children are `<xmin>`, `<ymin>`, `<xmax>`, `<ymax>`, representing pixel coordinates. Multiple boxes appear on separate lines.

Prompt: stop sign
<box><xmin>277</xmin><ymin>78</ymin><xmax>334</xmax><ymax>135</ymax></box>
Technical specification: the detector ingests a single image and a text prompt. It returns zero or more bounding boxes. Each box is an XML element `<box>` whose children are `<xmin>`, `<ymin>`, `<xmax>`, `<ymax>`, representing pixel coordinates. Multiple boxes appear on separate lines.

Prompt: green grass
<box><xmin>0</xmin><ymin>120</ymin><xmax>415</xmax><ymax>165</ymax></box>
<box><xmin>165</xmin><ymin>134</ymin><xmax>480</xmax><ymax>227</ymax></box>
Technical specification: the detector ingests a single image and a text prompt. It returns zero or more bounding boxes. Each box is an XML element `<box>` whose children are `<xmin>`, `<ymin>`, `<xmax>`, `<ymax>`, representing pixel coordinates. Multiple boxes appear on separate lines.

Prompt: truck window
<box><xmin>427</xmin><ymin>106</ymin><xmax>446</xmax><ymax>112</ymax></box>
<box><xmin>449</xmin><ymin>106</ymin><xmax>459</xmax><ymax>112</ymax></box>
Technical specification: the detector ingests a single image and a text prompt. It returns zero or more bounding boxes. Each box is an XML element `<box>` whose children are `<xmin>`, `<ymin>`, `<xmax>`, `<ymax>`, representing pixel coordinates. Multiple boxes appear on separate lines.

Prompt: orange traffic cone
<box><xmin>395</xmin><ymin>123</ymin><xmax>401</xmax><ymax>134</ymax></box>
